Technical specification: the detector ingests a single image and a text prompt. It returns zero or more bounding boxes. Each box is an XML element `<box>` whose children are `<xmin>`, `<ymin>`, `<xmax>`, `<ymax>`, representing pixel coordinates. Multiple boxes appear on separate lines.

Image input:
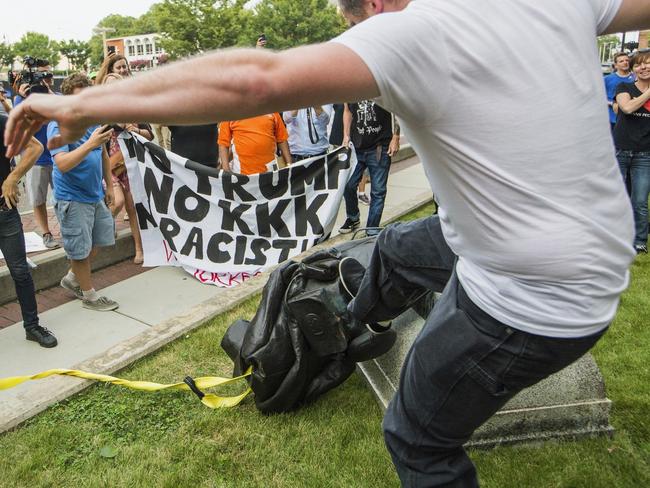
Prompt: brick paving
<box><xmin>0</xmin><ymin>207</ymin><xmax>131</xmax><ymax>267</ymax></box>
<box><xmin>0</xmin><ymin>259</ymin><xmax>147</xmax><ymax>330</ymax></box>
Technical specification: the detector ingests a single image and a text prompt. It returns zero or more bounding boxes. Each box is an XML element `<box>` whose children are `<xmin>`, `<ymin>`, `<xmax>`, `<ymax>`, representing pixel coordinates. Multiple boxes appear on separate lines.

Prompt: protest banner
<box><xmin>118</xmin><ymin>134</ymin><xmax>356</xmax><ymax>287</ymax></box>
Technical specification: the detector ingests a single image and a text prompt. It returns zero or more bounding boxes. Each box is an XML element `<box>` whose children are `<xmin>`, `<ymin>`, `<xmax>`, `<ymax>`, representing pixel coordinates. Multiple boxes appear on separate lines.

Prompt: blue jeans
<box><xmin>349</xmin><ymin>216</ymin><xmax>606</xmax><ymax>487</ymax></box>
<box><xmin>0</xmin><ymin>208</ymin><xmax>39</xmax><ymax>329</ymax></box>
<box><xmin>616</xmin><ymin>150</ymin><xmax>650</xmax><ymax>246</ymax></box>
<box><xmin>344</xmin><ymin>144</ymin><xmax>391</xmax><ymax>236</ymax></box>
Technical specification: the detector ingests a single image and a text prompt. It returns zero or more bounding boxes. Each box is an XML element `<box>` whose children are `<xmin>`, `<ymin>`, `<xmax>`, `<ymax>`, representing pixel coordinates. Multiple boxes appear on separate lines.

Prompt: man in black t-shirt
<box><xmin>339</xmin><ymin>100</ymin><xmax>400</xmax><ymax>236</ymax></box>
<box><xmin>0</xmin><ymin>115</ymin><xmax>58</xmax><ymax>347</ymax></box>
<box><xmin>613</xmin><ymin>52</ymin><xmax>650</xmax><ymax>255</ymax></box>
<box><xmin>169</xmin><ymin>124</ymin><xmax>219</xmax><ymax>167</ymax></box>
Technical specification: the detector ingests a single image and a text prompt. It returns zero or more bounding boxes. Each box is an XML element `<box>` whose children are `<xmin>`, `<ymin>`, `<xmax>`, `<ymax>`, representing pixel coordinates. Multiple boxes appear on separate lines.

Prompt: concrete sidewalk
<box><xmin>0</xmin><ymin>156</ymin><xmax>433</xmax><ymax>433</ymax></box>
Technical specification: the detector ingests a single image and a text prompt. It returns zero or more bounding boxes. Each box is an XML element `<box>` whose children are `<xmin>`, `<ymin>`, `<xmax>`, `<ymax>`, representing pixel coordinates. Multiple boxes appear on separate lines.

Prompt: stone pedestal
<box><xmin>357</xmin><ymin>300</ymin><xmax>614</xmax><ymax>448</ymax></box>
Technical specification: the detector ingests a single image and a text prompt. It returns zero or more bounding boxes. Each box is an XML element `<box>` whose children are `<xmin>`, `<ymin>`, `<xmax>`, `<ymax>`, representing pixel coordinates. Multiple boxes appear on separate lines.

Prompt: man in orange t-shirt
<box><xmin>218</xmin><ymin>113</ymin><xmax>293</xmax><ymax>175</ymax></box>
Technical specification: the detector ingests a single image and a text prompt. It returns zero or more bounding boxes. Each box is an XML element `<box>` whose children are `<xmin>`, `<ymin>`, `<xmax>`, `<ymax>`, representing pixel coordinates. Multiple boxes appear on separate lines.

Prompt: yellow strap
<box><xmin>0</xmin><ymin>367</ymin><xmax>253</xmax><ymax>409</ymax></box>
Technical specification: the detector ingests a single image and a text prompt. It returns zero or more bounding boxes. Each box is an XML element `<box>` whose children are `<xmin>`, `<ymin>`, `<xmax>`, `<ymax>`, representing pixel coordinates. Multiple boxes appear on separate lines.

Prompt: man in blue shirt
<box><xmin>283</xmin><ymin>105</ymin><xmax>332</xmax><ymax>161</ymax></box>
<box><xmin>604</xmin><ymin>52</ymin><xmax>635</xmax><ymax>130</ymax></box>
<box><xmin>47</xmin><ymin>73</ymin><xmax>118</xmax><ymax>312</ymax></box>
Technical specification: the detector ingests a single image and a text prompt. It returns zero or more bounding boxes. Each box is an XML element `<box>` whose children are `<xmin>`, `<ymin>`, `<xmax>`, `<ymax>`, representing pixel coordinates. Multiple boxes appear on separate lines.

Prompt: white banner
<box><xmin>118</xmin><ymin>134</ymin><xmax>356</xmax><ymax>287</ymax></box>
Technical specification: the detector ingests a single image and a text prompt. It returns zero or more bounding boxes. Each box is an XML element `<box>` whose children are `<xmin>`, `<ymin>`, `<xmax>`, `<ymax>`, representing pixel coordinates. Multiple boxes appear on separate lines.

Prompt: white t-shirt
<box><xmin>333</xmin><ymin>0</ymin><xmax>635</xmax><ymax>338</ymax></box>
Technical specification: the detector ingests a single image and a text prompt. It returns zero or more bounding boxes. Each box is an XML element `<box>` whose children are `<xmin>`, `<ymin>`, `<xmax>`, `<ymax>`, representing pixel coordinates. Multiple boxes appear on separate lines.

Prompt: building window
<box><xmin>128</xmin><ymin>45</ymin><xmax>135</xmax><ymax>57</ymax></box>
<box><xmin>155</xmin><ymin>45</ymin><xmax>162</xmax><ymax>54</ymax></box>
<box><xmin>146</xmin><ymin>44</ymin><xmax>153</xmax><ymax>55</ymax></box>
<box><xmin>137</xmin><ymin>44</ymin><xmax>144</xmax><ymax>55</ymax></box>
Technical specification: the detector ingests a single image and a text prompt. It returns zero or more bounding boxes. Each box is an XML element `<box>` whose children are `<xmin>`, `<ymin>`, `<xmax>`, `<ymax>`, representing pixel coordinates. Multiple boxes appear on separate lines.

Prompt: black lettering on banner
<box><xmin>234</xmin><ymin>235</ymin><xmax>247</xmax><ymax>265</ymax></box>
<box><xmin>192</xmin><ymin>169</ymin><xmax>213</xmax><ymax>196</ymax></box>
<box><xmin>159</xmin><ymin>218</ymin><xmax>181</xmax><ymax>252</ymax></box>
<box><xmin>290</xmin><ymin>158</ymin><xmax>327</xmax><ymax>196</ymax></box>
<box><xmin>246</xmin><ymin>239</ymin><xmax>271</xmax><ymax>266</ymax></box>
<box><xmin>133</xmin><ymin>137</ymin><xmax>146</xmax><ymax>163</ymax></box>
<box><xmin>300</xmin><ymin>238</ymin><xmax>309</xmax><ymax>253</ymax></box>
<box><xmin>326</xmin><ymin>154</ymin><xmax>350</xmax><ymax>190</ymax></box>
<box><xmin>273</xmin><ymin>240</ymin><xmax>298</xmax><ymax>263</ymax></box>
<box><xmin>294</xmin><ymin>194</ymin><xmax>327</xmax><ymax>236</ymax></box>
<box><xmin>222</xmin><ymin>173</ymin><xmax>255</xmax><ymax>202</ymax></box>
<box><xmin>218</xmin><ymin>201</ymin><xmax>253</xmax><ymax>235</ymax></box>
<box><xmin>207</xmin><ymin>232</ymin><xmax>233</xmax><ymax>263</ymax></box>
<box><xmin>174</xmin><ymin>185</ymin><xmax>210</xmax><ymax>223</ymax></box>
<box><xmin>180</xmin><ymin>227</ymin><xmax>204</xmax><ymax>259</ymax></box>
<box><xmin>255</xmin><ymin>199</ymin><xmax>291</xmax><ymax>237</ymax></box>
<box><xmin>135</xmin><ymin>202</ymin><xmax>158</xmax><ymax>230</ymax></box>
<box><xmin>143</xmin><ymin>167</ymin><xmax>174</xmax><ymax>214</ymax></box>
<box><xmin>145</xmin><ymin>142</ymin><xmax>173</xmax><ymax>174</ymax></box>
<box><xmin>123</xmin><ymin>137</ymin><xmax>138</xmax><ymax>160</ymax></box>
<box><xmin>258</xmin><ymin>170</ymin><xmax>289</xmax><ymax>200</ymax></box>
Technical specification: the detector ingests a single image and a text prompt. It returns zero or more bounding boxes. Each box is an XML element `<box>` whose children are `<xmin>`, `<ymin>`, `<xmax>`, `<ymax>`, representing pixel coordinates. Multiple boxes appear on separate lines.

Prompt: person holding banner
<box><xmin>283</xmin><ymin>106</ymin><xmax>332</xmax><ymax>162</ymax></box>
<box><xmin>4</xmin><ymin>0</ymin><xmax>648</xmax><ymax>486</ymax></box>
<box><xmin>101</xmin><ymin>72</ymin><xmax>153</xmax><ymax>265</ymax></box>
<box><xmin>218</xmin><ymin>114</ymin><xmax>293</xmax><ymax>174</ymax></box>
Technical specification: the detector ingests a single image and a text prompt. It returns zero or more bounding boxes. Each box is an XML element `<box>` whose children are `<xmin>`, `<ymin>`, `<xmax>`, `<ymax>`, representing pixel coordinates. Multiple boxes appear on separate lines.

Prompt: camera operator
<box><xmin>0</xmin><ymin>114</ymin><xmax>58</xmax><ymax>348</ymax></box>
<box><xmin>12</xmin><ymin>58</ymin><xmax>60</xmax><ymax>250</ymax></box>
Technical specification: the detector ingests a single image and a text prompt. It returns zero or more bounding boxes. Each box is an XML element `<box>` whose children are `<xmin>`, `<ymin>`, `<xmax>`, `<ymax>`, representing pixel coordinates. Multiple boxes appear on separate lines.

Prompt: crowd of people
<box><xmin>0</xmin><ymin>34</ymin><xmax>404</xmax><ymax>350</ymax></box>
<box><xmin>606</xmin><ymin>50</ymin><xmax>650</xmax><ymax>254</ymax></box>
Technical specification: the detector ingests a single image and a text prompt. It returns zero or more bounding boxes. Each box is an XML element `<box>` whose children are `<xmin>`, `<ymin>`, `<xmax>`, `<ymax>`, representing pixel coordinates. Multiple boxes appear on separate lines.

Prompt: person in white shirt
<box><xmin>283</xmin><ymin>105</ymin><xmax>332</xmax><ymax>161</ymax></box>
<box><xmin>5</xmin><ymin>1</ymin><xmax>648</xmax><ymax>485</ymax></box>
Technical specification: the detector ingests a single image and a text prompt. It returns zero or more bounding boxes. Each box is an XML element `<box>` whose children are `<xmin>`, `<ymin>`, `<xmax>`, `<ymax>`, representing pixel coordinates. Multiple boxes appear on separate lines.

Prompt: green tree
<box><xmin>0</xmin><ymin>42</ymin><xmax>16</xmax><ymax>72</ymax></box>
<box><xmin>146</xmin><ymin>0</ymin><xmax>252</xmax><ymax>59</ymax></box>
<box><xmin>598</xmin><ymin>34</ymin><xmax>621</xmax><ymax>62</ymax></box>
<box><xmin>13</xmin><ymin>32</ymin><xmax>60</xmax><ymax>67</ymax></box>
<box><xmin>250</xmin><ymin>0</ymin><xmax>347</xmax><ymax>50</ymax></box>
<box><xmin>58</xmin><ymin>40</ymin><xmax>91</xmax><ymax>71</ymax></box>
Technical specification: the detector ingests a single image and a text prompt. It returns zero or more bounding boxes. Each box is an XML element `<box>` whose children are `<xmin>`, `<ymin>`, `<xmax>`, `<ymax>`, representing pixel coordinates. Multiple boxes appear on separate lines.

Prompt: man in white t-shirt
<box><xmin>5</xmin><ymin>0</ymin><xmax>648</xmax><ymax>485</ymax></box>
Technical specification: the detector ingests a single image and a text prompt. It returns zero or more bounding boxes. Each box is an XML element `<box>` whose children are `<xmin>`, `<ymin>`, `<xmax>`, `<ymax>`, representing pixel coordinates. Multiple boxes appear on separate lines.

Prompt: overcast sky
<box><xmin>4</xmin><ymin>0</ymin><xmax>160</xmax><ymax>44</ymax></box>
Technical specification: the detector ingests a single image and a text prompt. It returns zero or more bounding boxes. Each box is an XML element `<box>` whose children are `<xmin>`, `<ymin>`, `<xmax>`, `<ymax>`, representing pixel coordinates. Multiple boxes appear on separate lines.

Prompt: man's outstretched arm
<box><xmin>603</xmin><ymin>0</ymin><xmax>650</xmax><ymax>34</ymax></box>
<box><xmin>5</xmin><ymin>43</ymin><xmax>378</xmax><ymax>158</ymax></box>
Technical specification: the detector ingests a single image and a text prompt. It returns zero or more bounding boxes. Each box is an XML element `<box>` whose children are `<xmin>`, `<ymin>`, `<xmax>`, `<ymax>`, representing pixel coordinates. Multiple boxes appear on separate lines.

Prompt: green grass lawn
<box><xmin>0</xmin><ymin>203</ymin><xmax>648</xmax><ymax>488</ymax></box>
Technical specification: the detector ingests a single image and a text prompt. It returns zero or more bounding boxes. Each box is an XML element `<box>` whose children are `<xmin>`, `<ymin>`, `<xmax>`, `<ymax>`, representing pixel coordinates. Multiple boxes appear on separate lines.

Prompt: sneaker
<box><xmin>636</xmin><ymin>244</ymin><xmax>648</xmax><ymax>254</ymax></box>
<box><xmin>339</xmin><ymin>256</ymin><xmax>366</xmax><ymax>300</ymax></box>
<box><xmin>60</xmin><ymin>276</ymin><xmax>83</xmax><ymax>300</ymax></box>
<box><xmin>339</xmin><ymin>257</ymin><xmax>392</xmax><ymax>332</ymax></box>
<box><xmin>26</xmin><ymin>325</ymin><xmax>58</xmax><ymax>348</ymax></box>
<box><xmin>339</xmin><ymin>218</ymin><xmax>360</xmax><ymax>234</ymax></box>
<box><xmin>358</xmin><ymin>194</ymin><xmax>371</xmax><ymax>206</ymax></box>
<box><xmin>82</xmin><ymin>296</ymin><xmax>119</xmax><ymax>312</ymax></box>
<box><xmin>42</xmin><ymin>233</ymin><xmax>60</xmax><ymax>249</ymax></box>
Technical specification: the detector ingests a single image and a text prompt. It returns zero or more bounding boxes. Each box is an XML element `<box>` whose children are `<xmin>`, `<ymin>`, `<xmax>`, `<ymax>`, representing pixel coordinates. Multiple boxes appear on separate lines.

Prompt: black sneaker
<box><xmin>26</xmin><ymin>326</ymin><xmax>58</xmax><ymax>348</ymax></box>
<box><xmin>636</xmin><ymin>244</ymin><xmax>648</xmax><ymax>254</ymax></box>
<box><xmin>339</xmin><ymin>257</ymin><xmax>392</xmax><ymax>332</ymax></box>
<box><xmin>339</xmin><ymin>218</ymin><xmax>360</xmax><ymax>234</ymax></box>
<box><xmin>339</xmin><ymin>256</ymin><xmax>366</xmax><ymax>300</ymax></box>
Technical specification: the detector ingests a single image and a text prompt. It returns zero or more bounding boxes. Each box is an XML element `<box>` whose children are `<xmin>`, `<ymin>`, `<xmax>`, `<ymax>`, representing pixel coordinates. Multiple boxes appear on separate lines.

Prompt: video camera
<box><xmin>8</xmin><ymin>56</ymin><xmax>53</xmax><ymax>96</ymax></box>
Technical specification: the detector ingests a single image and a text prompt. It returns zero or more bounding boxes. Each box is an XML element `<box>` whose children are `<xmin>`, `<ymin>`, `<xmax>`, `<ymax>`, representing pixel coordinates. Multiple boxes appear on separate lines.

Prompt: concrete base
<box><xmin>357</xmin><ymin>300</ymin><xmax>614</xmax><ymax>448</ymax></box>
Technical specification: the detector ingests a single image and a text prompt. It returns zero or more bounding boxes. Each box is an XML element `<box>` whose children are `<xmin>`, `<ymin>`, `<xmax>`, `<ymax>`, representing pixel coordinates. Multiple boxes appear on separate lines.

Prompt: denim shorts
<box><xmin>54</xmin><ymin>200</ymin><xmax>115</xmax><ymax>260</ymax></box>
<box><xmin>29</xmin><ymin>165</ymin><xmax>53</xmax><ymax>207</ymax></box>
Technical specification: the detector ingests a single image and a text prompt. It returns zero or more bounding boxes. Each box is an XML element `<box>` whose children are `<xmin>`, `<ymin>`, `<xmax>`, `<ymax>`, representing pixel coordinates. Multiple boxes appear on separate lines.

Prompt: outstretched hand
<box><xmin>4</xmin><ymin>94</ymin><xmax>88</xmax><ymax>158</ymax></box>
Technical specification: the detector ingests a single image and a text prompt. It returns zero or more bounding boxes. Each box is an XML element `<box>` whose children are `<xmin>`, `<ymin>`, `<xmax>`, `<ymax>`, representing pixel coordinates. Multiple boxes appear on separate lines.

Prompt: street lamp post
<box><xmin>92</xmin><ymin>27</ymin><xmax>116</xmax><ymax>59</ymax></box>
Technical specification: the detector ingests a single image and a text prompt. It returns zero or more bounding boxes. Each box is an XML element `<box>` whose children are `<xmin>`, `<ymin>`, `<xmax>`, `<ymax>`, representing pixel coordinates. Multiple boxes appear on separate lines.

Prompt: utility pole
<box><xmin>92</xmin><ymin>27</ymin><xmax>116</xmax><ymax>59</ymax></box>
